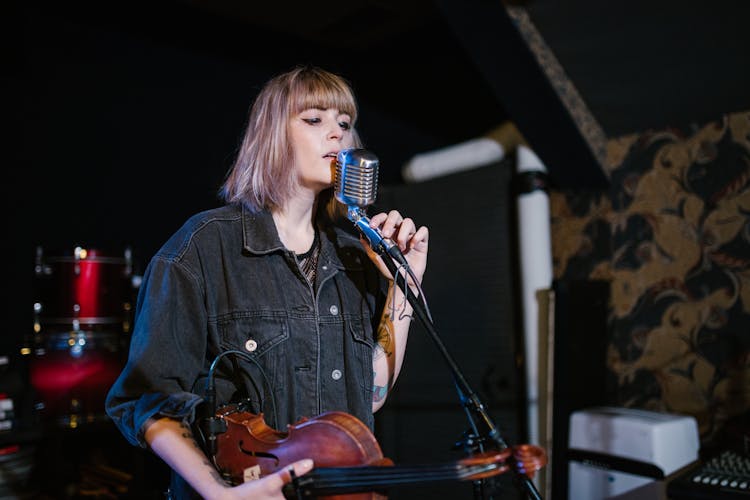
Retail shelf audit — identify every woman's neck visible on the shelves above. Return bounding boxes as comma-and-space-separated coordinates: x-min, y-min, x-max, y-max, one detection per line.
272, 196, 318, 254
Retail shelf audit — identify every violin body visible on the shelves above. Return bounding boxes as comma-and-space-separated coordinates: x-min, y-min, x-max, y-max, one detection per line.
214, 407, 391, 499
213, 406, 546, 499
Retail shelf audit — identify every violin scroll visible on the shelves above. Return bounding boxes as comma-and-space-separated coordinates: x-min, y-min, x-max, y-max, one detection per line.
511, 444, 547, 478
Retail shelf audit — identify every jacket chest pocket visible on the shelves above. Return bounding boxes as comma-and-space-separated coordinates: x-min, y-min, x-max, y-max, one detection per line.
217, 314, 290, 394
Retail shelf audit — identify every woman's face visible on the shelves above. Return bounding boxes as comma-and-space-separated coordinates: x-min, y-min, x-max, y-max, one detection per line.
289, 107, 354, 193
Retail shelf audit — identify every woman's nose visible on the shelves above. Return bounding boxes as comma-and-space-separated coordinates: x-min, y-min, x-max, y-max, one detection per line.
327, 123, 342, 140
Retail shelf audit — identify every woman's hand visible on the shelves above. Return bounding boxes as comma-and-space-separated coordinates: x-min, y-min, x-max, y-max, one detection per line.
145, 417, 314, 500
363, 210, 428, 284
220, 459, 314, 499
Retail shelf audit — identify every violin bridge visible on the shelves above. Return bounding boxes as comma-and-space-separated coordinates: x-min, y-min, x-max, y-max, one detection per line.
243, 465, 262, 482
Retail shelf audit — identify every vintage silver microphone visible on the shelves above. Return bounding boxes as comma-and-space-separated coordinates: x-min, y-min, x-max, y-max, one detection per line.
334, 148, 408, 267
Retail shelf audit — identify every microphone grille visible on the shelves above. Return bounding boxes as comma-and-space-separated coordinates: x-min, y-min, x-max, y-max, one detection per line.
335, 148, 379, 207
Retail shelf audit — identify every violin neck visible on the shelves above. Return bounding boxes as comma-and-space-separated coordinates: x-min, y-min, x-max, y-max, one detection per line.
283, 462, 500, 498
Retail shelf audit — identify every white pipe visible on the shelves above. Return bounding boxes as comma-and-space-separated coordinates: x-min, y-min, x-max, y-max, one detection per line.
515, 145, 553, 448
401, 137, 505, 183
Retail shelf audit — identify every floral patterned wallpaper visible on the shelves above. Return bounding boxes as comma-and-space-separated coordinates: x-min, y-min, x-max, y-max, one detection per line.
550, 111, 750, 444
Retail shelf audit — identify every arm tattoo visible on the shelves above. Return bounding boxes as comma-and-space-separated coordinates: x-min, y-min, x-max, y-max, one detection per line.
373, 343, 386, 362
376, 317, 394, 358
180, 422, 224, 482
373, 370, 388, 403
179, 421, 201, 450
373, 285, 399, 403
377, 282, 396, 357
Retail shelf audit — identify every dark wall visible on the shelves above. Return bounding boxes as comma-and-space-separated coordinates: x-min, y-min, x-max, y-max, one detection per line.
10, 5, 264, 354
6, 4, 522, 497
8, 6, 358, 351
8, 3, 508, 356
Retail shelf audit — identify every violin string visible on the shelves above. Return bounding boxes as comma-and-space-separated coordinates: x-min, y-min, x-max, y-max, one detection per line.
309, 466, 456, 487
307, 469, 491, 491
306, 462, 500, 489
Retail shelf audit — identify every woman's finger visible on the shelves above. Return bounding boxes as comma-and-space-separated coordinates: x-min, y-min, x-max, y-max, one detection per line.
280, 458, 315, 484
394, 218, 416, 249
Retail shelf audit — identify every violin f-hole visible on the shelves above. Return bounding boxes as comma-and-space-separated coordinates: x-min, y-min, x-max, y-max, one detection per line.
238, 440, 280, 466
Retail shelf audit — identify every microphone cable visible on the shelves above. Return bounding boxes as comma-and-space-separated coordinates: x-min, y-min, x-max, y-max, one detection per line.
390, 258, 433, 325
200, 349, 279, 462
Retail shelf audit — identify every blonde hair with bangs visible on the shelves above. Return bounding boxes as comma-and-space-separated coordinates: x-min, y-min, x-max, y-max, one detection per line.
221, 66, 362, 213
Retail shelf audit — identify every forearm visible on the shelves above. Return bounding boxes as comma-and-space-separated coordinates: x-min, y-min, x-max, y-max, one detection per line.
372, 281, 414, 412
144, 417, 229, 500
364, 209, 428, 413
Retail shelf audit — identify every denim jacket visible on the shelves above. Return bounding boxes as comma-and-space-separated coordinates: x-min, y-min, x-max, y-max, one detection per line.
105, 203, 386, 455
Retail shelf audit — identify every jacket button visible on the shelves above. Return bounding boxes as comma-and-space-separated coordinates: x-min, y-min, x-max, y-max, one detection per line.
331, 369, 342, 380
244, 339, 258, 352
329, 305, 339, 315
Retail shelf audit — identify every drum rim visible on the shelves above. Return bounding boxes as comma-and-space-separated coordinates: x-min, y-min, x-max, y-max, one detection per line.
31, 330, 125, 339
38, 316, 128, 324
41, 256, 129, 265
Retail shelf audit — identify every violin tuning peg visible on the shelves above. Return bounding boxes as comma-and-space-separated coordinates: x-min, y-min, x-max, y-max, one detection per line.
512, 444, 548, 478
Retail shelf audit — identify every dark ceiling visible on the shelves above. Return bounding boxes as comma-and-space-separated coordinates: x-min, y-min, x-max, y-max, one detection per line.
13, 0, 750, 187
524, 0, 750, 137
176, 0, 750, 187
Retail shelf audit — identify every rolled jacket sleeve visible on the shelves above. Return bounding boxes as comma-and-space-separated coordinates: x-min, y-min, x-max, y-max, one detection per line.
105, 254, 209, 447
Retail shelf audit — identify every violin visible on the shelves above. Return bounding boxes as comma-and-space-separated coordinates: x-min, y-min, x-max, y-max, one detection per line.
212, 406, 546, 499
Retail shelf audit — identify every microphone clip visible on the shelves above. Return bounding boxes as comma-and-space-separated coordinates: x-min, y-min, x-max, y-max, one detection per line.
202, 415, 228, 457
347, 207, 408, 268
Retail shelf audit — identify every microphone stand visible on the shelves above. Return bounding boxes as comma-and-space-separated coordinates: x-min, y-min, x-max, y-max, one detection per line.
354, 211, 542, 500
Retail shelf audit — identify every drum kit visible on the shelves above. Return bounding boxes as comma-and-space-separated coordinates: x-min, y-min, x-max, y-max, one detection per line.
24, 246, 138, 428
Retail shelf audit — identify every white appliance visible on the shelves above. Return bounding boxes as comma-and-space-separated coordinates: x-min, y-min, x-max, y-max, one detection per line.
568, 406, 699, 499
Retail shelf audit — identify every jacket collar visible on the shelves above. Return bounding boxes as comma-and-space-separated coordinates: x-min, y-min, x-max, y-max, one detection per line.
241, 204, 286, 255
240, 204, 352, 271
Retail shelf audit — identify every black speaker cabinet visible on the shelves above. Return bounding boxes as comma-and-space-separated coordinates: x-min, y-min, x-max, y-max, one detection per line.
550, 279, 611, 500
372, 159, 525, 499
